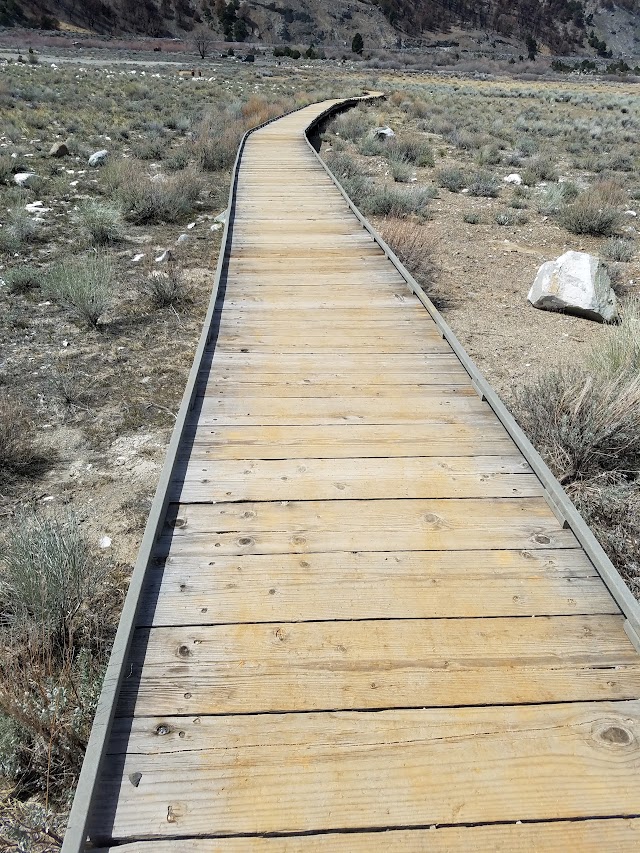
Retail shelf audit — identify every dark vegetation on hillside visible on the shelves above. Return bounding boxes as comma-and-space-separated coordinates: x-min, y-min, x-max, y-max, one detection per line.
2, 0, 639, 55
377, 0, 639, 52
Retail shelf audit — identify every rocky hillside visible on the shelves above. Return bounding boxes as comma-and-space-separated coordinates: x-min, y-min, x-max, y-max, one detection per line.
1, 0, 639, 55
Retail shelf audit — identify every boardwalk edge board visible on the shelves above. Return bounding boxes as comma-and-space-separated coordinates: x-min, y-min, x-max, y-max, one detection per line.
303, 105, 640, 644
60, 93, 378, 853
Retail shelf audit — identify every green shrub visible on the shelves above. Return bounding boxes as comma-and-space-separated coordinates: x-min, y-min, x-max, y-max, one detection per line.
602, 237, 635, 262
119, 170, 202, 224
522, 154, 557, 184
0, 206, 40, 252
364, 184, 434, 218
0, 154, 13, 184
476, 144, 502, 166
133, 136, 166, 161
332, 108, 369, 142
560, 185, 624, 236
0, 511, 111, 797
327, 151, 361, 180
4, 265, 40, 294
145, 258, 189, 308
494, 209, 517, 226
358, 135, 385, 157
436, 167, 467, 192
387, 135, 434, 167
463, 212, 481, 224
74, 199, 125, 245
0, 512, 104, 645
166, 149, 191, 171
45, 252, 114, 328
468, 171, 500, 198
390, 159, 413, 183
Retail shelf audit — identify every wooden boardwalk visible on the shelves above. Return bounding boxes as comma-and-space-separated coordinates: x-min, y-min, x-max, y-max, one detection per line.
68, 99, 640, 851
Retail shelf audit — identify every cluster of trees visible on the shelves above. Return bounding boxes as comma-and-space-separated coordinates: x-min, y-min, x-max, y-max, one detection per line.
273, 43, 324, 59
204, 0, 250, 41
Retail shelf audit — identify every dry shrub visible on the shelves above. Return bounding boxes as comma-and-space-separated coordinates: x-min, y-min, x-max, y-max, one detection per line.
0, 397, 44, 487
515, 369, 640, 485
380, 218, 435, 289
560, 180, 625, 236
570, 475, 640, 594
0, 511, 115, 799
587, 297, 640, 379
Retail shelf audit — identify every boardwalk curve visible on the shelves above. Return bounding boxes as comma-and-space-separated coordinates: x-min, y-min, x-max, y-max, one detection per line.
63, 97, 640, 851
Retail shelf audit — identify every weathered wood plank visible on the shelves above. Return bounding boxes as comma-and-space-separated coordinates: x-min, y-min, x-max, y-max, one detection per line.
140, 548, 616, 626
162, 497, 578, 555
90, 819, 640, 853
185, 422, 516, 460
93, 702, 640, 840
174, 455, 540, 502
117, 615, 640, 716
201, 372, 470, 390
196, 394, 487, 425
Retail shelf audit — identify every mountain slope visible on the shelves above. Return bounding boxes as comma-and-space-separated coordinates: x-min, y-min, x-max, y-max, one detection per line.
2, 0, 639, 56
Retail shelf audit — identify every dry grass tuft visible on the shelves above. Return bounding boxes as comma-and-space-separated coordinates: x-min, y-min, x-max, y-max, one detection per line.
380, 218, 436, 290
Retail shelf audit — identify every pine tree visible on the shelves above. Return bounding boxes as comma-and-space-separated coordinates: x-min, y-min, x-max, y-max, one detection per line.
351, 32, 364, 55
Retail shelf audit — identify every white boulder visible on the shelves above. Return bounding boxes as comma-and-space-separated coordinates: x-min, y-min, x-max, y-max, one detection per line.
372, 126, 395, 138
88, 149, 109, 167
504, 173, 522, 185
14, 172, 39, 188
528, 251, 617, 323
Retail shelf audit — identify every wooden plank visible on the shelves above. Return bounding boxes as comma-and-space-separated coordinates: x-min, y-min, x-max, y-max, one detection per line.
202, 381, 473, 398
213, 332, 449, 352
186, 422, 517, 460
162, 497, 578, 555
93, 702, 640, 840
174, 455, 541, 502
90, 819, 640, 853
201, 371, 470, 389
117, 615, 640, 716
205, 352, 462, 371
140, 548, 616, 626
196, 395, 487, 425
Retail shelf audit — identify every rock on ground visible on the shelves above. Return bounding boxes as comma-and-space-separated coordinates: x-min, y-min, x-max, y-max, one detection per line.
528, 250, 618, 323
14, 172, 39, 188
89, 150, 109, 167
49, 141, 70, 157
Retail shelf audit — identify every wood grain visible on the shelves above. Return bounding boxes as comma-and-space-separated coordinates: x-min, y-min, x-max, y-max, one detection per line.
92, 818, 640, 852
163, 497, 578, 555
117, 615, 640, 716
185, 422, 516, 459
174, 455, 541, 501
140, 548, 616, 626
93, 702, 640, 840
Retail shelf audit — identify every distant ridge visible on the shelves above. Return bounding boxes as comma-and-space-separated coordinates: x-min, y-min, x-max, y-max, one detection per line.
1, 0, 639, 57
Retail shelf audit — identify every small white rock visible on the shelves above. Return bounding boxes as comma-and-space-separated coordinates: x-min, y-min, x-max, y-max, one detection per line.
504, 173, 522, 185
176, 234, 189, 244
131, 253, 145, 263
155, 249, 172, 263
625, 210, 637, 217
99, 536, 112, 549
187, 222, 196, 230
